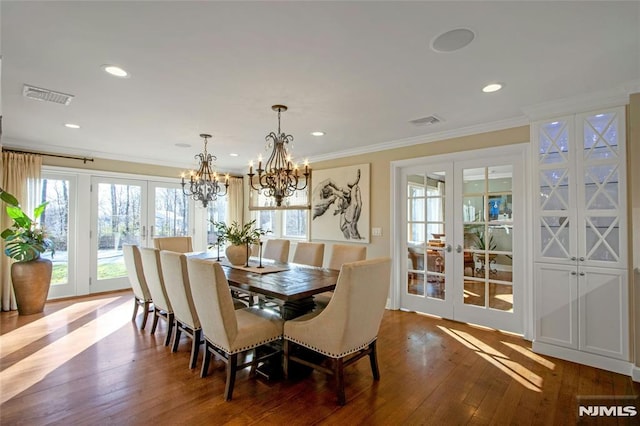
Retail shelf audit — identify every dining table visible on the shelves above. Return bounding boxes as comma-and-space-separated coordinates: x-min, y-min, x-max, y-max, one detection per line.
188, 252, 339, 320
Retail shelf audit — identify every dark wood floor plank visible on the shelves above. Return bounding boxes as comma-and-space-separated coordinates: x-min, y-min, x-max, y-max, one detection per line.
1, 291, 638, 425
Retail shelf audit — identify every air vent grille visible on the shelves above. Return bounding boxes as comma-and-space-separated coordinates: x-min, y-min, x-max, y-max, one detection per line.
409, 115, 442, 126
23, 84, 74, 106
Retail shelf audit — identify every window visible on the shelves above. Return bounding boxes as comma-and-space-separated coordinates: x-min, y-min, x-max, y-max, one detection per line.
253, 208, 308, 240
206, 195, 228, 246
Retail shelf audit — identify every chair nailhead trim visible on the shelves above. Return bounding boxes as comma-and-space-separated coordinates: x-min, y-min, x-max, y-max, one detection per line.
208, 335, 283, 355
283, 336, 376, 358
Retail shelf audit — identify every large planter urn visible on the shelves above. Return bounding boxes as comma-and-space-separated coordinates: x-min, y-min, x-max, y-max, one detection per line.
11, 257, 52, 315
225, 244, 248, 266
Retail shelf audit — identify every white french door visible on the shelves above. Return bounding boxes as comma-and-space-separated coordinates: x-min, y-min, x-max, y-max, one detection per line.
399, 149, 525, 333
90, 177, 192, 293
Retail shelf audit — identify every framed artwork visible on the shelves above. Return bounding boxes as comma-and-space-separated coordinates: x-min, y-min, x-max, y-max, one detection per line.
311, 163, 369, 243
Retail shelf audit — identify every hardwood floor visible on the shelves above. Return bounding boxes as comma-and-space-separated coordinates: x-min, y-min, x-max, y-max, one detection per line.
1, 291, 638, 425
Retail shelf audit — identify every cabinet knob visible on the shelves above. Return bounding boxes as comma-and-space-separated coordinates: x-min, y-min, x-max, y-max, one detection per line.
456, 245, 462, 253
579, 257, 585, 262
571, 256, 577, 261
571, 271, 577, 276
579, 272, 585, 276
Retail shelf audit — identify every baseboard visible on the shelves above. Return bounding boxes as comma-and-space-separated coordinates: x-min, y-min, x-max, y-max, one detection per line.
533, 341, 633, 377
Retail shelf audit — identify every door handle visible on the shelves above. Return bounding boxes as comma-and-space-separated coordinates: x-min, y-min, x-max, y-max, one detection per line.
446, 244, 452, 253
141, 226, 146, 239
456, 245, 462, 253
150, 225, 154, 238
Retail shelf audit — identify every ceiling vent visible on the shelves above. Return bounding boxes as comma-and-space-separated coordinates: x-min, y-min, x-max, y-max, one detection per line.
409, 115, 442, 127
22, 84, 74, 106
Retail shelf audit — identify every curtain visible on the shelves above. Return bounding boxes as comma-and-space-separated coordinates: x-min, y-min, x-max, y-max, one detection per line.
226, 176, 244, 225
1, 151, 42, 311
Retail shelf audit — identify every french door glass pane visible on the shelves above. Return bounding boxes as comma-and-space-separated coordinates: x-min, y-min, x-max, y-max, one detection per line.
97, 183, 142, 280
154, 187, 189, 237
462, 166, 513, 311
40, 178, 70, 285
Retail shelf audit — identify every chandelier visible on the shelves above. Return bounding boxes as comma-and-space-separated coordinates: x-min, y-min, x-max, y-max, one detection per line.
181, 133, 229, 208
247, 105, 310, 207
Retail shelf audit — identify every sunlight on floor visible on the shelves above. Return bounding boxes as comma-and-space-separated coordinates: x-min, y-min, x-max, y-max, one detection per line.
437, 325, 542, 392
501, 341, 556, 370
0, 297, 120, 359
0, 298, 131, 404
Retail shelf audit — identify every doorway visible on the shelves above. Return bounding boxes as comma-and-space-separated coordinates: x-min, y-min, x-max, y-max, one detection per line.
395, 146, 526, 334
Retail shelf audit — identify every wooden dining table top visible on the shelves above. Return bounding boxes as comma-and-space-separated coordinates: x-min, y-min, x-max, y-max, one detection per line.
188, 252, 339, 302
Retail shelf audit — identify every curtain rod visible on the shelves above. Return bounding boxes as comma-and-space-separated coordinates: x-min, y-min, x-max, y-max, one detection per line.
2, 147, 94, 164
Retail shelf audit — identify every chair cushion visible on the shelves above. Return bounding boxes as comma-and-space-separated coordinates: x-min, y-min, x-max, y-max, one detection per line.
212, 307, 284, 354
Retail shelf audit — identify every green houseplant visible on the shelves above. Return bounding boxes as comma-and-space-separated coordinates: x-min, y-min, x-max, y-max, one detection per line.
211, 219, 266, 265
1, 188, 54, 315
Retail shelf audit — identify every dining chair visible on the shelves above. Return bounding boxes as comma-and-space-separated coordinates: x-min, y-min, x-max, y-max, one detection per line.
262, 239, 290, 263
292, 242, 325, 267
315, 244, 367, 308
187, 257, 284, 401
139, 247, 175, 346
283, 257, 391, 405
159, 250, 202, 369
153, 236, 193, 253
122, 244, 152, 329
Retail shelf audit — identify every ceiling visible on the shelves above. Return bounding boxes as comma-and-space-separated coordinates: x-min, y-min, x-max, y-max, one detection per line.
1, 1, 639, 174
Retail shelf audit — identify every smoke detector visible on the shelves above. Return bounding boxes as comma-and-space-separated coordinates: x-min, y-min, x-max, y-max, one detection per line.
409, 115, 443, 126
23, 84, 74, 106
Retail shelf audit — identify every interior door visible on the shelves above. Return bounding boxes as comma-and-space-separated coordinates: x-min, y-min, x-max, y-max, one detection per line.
401, 164, 454, 318
399, 152, 524, 334
90, 177, 147, 293
454, 160, 522, 333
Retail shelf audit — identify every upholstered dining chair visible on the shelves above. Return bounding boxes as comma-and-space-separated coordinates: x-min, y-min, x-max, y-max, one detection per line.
159, 250, 202, 369
122, 244, 152, 329
139, 247, 175, 346
292, 242, 325, 267
153, 236, 193, 253
315, 244, 367, 308
187, 257, 284, 401
283, 257, 391, 405
262, 239, 290, 263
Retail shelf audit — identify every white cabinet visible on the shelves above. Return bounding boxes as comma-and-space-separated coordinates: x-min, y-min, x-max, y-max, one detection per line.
532, 106, 629, 368
535, 263, 628, 360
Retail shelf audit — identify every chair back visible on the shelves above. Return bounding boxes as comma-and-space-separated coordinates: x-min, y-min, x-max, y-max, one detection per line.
317, 257, 391, 355
263, 239, 290, 263
292, 242, 325, 267
187, 258, 238, 350
122, 244, 151, 301
153, 236, 193, 253
328, 244, 366, 270
139, 247, 172, 313
159, 251, 200, 329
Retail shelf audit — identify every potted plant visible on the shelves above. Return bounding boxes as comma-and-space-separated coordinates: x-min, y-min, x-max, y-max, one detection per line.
211, 219, 266, 265
1, 188, 55, 315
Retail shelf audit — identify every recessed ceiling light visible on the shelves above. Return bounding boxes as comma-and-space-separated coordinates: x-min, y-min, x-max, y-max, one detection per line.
311, 131, 325, 136
229, 153, 239, 157
431, 28, 475, 53
64, 123, 80, 129
175, 143, 191, 148
102, 65, 129, 78
482, 83, 503, 93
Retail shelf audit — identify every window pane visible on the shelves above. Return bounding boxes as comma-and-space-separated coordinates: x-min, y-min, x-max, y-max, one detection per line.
284, 210, 307, 237
154, 187, 190, 237
256, 210, 276, 234
207, 195, 228, 245
40, 178, 69, 285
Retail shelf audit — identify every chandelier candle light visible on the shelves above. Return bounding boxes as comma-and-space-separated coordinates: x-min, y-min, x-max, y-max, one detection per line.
181, 133, 229, 208
247, 105, 310, 207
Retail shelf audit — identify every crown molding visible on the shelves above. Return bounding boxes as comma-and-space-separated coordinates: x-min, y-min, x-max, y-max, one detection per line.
1, 137, 193, 170
522, 80, 640, 121
309, 115, 529, 164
